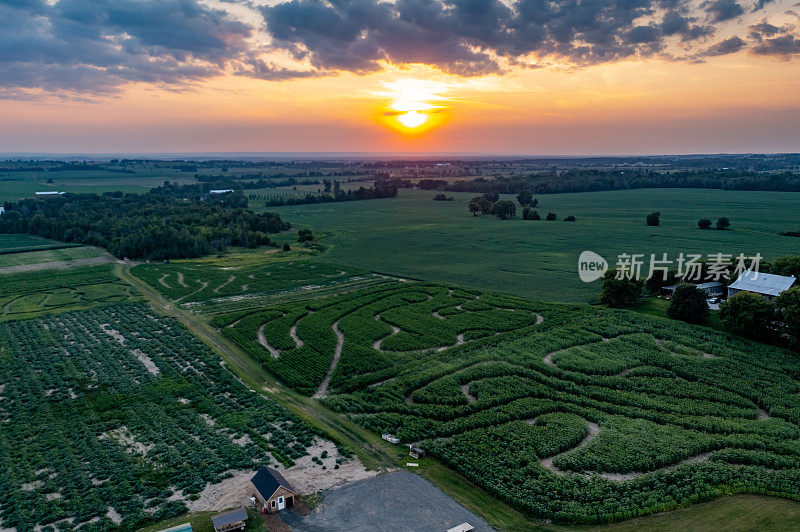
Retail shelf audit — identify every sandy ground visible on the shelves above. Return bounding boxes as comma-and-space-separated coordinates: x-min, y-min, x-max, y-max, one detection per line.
180, 438, 377, 513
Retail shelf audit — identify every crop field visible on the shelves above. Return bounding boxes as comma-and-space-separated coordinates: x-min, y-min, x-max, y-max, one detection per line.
0, 304, 323, 531
0, 263, 140, 321
261, 188, 800, 302
0, 246, 106, 269
212, 281, 800, 524
0, 233, 80, 254
132, 251, 393, 315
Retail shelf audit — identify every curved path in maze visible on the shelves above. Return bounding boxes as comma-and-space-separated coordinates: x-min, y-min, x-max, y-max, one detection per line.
257, 323, 281, 359
314, 320, 344, 398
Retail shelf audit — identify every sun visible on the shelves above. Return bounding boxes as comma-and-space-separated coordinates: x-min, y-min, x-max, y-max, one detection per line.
396, 110, 428, 129
376, 78, 450, 134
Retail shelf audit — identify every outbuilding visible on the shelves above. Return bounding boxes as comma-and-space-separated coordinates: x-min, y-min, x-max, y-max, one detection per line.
210, 508, 248, 532
728, 271, 796, 301
250, 466, 296, 513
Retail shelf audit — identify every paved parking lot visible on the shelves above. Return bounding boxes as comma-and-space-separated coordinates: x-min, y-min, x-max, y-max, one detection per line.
281, 470, 493, 532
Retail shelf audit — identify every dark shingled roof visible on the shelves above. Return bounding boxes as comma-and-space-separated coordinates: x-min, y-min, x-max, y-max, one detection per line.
211, 508, 248, 528
251, 466, 295, 500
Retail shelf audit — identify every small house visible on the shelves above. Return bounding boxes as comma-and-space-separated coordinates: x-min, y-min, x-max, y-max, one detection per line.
728, 271, 796, 301
210, 508, 248, 532
251, 466, 295, 513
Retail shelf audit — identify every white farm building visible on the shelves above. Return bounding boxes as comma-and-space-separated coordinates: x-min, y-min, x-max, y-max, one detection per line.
728, 271, 796, 301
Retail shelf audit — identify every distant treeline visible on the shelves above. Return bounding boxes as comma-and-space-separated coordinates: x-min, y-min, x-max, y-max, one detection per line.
396, 170, 800, 195
0, 191, 289, 260
264, 182, 398, 207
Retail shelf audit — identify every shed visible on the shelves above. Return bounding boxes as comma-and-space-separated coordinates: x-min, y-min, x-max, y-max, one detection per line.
251, 466, 295, 513
34, 191, 64, 197
728, 271, 796, 301
211, 508, 248, 532
447, 523, 474, 532
209, 189, 234, 194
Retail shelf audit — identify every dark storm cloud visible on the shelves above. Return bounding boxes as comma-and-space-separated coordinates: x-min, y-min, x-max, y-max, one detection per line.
1, 0, 797, 96
702, 35, 747, 54
752, 33, 800, 53
702, 0, 745, 21
0, 0, 255, 94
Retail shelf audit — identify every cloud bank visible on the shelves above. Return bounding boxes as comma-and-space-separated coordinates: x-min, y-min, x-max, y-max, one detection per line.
0, 0, 798, 96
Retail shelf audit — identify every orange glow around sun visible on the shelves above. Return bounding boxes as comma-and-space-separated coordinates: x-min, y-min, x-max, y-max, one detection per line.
376, 79, 450, 135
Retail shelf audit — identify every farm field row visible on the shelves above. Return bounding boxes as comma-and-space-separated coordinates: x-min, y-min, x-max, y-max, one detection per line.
208, 280, 800, 524
259, 188, 800, 302
131, 250, 395, 315
0, 263, 141, 321
0, 233, 81, 255
0, 303, 332, 531
0, 245, 106, 270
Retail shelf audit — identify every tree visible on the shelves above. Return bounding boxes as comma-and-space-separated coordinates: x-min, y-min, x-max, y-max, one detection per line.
491, 200, 516, 219
468, 196, 492, 216
282, 242, 291, 251
516, 190, 533, 207
531, 198, 539, 208
716, 217, 731, 230
483, 191, 500, 203
564, 216, 576, 222
698, 219, 712, 229
530, 210, 541, 220
522, 207, 531, 220
776, 286, 800, 349
546, 212, 557, 221
297, 228, 314, 242
599, 271, 643, 308
667, 283, 710, 324
646, 212, 660, 226
769, 256, 800, 279
645, 269, 677, 295
719, 292, 776, 341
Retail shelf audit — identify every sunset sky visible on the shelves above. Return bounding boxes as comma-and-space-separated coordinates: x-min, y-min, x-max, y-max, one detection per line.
2, 0, 800, 155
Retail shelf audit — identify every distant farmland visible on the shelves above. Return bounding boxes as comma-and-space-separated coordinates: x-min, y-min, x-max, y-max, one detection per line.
261, 188, 800, 302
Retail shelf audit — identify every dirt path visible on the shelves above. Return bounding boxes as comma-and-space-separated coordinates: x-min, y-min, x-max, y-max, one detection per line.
461, 383, 477, 404
257, 324, 281, 359
213, 275, 236, 294
538, 420, 600, 476
158, 274, 171, 288
314, 320, 343, 399
175, 280, 208, 303
373, 325, 400, 351
176, 271, 189, 288
289, 317, 305, 348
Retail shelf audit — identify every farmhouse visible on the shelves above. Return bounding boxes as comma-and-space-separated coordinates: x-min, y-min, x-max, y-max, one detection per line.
250, 466, 295, 513
210, 508, 248, 532
728, 271, 796, 301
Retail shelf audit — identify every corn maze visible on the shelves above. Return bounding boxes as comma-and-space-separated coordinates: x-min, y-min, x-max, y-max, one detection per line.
216, 282, 800, 524
0, 304, 322, 531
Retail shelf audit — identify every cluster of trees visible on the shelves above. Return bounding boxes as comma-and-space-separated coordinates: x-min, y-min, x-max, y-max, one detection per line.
720, 288, 800, 349
698, 217, 731, 230
468, 190, 550, 220
438, 169, 800, 196
433, 194, 454, 201
263, 181, 398, 207
297, 228, 314, 242
0, 191, 289, 260
646, 212, 660, 226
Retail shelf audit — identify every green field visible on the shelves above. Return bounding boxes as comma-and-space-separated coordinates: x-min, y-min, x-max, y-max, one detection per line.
0, 263, 140, 321
131, 249, 394, 315
262, 188, 800, 302
211, 280, 800, 525
0, 304, 325, 531
0, 245, 105, 269
0, 233, 80, 254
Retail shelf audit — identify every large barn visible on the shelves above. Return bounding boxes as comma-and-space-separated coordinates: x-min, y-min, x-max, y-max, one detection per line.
250, 466, 296, 514
728, 271, 796, 301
